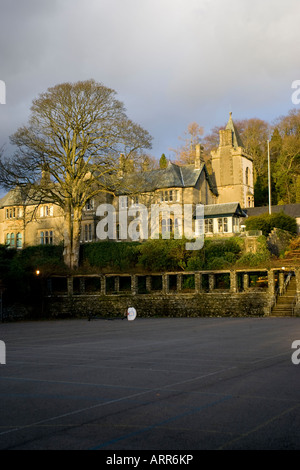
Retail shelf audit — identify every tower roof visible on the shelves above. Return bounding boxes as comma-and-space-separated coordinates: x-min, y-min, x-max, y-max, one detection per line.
225, 112, 244, 148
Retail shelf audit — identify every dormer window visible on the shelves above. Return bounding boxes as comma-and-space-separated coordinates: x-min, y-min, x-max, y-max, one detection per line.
40, 205, 53, 217
85, 199, 94, 210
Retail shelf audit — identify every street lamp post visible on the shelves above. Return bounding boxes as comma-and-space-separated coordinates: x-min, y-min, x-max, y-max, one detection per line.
267, 139, 272, 215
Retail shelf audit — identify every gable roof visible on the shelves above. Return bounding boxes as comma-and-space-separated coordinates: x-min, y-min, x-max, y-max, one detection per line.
0, 187, 33, 207
116, 161, 218, 196
0, 185, 56, 208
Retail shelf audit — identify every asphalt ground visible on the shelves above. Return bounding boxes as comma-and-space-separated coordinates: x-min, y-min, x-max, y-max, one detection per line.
0, 316, 299, 456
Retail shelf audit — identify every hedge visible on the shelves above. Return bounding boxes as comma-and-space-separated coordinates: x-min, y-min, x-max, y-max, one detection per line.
245, 211, 297, 237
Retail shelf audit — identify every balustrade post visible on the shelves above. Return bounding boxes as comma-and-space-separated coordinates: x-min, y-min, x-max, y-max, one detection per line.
230, 270, 237, 293
208, 273, 215, 292
195, 273, 201, 293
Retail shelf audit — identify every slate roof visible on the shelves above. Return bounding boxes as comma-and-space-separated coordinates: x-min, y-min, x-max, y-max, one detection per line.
204, 202, 247, 218
0, 187, 30, 207
245, 204, 300, 218
116, 161, 218, 196
0, 186, 54, 207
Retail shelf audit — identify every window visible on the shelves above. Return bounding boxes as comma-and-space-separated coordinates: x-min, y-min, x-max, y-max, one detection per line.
218, 218, 223, 232
160, 190, 177, 203
116, 224, 121, 240
205, 218, 213, 233
217, 217, 228, 233
40, 205, 53, 217
132, 196, 139, 206
247, 195, 254, 208
120, 196, 128, 209
5, 207, 18, 219
174, 218, 182, 236
85, 199, 94, 210
161, 218, 172, 235
16, 232, 22, 248
233, 217, 240, 233
245, 167, 250, 186
84, 223, 93, 242
40, 231, 53, 245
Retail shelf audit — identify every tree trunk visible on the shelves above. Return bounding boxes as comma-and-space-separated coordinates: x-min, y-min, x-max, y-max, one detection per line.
63, 206, 82, 270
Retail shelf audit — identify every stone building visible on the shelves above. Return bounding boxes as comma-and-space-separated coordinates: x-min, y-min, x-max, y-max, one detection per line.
211, 112, 254, 208
0, 113, 253, 248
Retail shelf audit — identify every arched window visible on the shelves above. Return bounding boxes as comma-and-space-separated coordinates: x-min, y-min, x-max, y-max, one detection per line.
174, 218, 182, 237
16, 232, 22, 248
161, 219, 172, 236
6, 233, 10, 246
10, 233, 15, 247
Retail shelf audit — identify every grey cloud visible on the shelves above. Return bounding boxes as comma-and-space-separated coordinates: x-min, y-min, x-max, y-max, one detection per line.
0, 0, 300, 158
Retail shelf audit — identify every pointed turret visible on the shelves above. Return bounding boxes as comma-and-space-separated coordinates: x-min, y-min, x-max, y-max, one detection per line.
225, 112, 244, 148
219, 112, 243, 148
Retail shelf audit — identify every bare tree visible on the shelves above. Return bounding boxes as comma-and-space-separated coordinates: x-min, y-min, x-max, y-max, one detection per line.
0, 80, 152, 269
170, 122, 204, 165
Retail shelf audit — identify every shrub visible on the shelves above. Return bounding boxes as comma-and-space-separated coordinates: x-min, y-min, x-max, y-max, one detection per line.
245, 211, 297, 237
288, 236, 300, 251
81, 241, 140, 271
204, 238, 243, 267
0, 244, 65, 304
236, 236, 270, 267
137, 238, 190, 272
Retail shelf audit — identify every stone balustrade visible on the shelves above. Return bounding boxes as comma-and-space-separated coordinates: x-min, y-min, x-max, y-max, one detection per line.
43, 268, 300, 318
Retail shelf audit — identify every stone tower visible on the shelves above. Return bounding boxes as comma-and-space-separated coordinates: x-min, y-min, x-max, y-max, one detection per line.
211, 113, 254, 208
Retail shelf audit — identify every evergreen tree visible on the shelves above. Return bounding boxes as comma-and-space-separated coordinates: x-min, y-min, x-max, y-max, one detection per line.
159, 153, 168, 168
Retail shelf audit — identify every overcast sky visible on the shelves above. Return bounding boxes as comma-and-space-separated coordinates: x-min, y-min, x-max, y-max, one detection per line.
0, 0, 300, 160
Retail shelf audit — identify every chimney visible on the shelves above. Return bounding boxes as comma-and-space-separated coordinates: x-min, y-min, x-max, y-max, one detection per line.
195, 144, 203, 169
41, 163, 50, 183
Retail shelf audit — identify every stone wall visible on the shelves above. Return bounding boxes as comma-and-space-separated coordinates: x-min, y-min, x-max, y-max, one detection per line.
43, 269, 281, 319
267, 227, 294, 257
45, 291, 270, 319
4, 267, 299, 321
